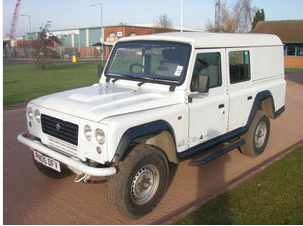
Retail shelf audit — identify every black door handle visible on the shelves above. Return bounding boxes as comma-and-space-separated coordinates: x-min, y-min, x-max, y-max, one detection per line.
218, 104, 225, 109
247, 96, 252, 100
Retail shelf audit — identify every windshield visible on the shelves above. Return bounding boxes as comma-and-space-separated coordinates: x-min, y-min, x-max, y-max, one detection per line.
105, 41, 191, 85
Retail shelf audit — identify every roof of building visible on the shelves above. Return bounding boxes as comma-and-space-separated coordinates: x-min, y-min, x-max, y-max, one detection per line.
118, 32, 283, 48
126, 24, 203, 32
24, 24, 202, 35
251, 20, 303, 43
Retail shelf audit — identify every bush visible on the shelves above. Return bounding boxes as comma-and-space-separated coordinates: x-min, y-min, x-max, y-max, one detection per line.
93, 48, 100, 57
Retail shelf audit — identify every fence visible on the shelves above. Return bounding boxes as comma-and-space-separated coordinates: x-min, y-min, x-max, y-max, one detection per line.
3, 41, 105, 59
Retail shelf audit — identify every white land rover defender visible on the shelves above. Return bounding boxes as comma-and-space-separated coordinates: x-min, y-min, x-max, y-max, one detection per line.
18, 32, 285, 218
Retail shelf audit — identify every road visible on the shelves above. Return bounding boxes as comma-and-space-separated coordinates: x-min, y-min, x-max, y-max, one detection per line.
3, 72, 303, 224
3, 58, 35, 65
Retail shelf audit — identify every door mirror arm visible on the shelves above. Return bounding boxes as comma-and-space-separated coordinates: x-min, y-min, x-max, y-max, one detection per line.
98, 64, 104, 80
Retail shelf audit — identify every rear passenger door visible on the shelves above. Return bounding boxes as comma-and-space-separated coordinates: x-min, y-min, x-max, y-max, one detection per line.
227, 48, 254, 131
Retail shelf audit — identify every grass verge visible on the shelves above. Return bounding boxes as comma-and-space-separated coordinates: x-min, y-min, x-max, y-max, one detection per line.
285, 67, 303, 72
3, 62, 105, 106
174, 145, 303, 225
3, 64, 302, 106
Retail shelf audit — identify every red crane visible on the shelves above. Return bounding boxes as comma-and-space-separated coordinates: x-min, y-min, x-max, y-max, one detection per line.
9, 0, 22, 47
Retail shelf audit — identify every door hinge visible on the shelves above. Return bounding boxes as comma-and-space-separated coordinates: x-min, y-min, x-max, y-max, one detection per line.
187, 137, 191, 145
185, 96, 189, 104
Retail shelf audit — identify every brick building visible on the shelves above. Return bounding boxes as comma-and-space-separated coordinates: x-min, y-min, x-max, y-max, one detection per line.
96, 24, 179, 58
251, 20, 303, 68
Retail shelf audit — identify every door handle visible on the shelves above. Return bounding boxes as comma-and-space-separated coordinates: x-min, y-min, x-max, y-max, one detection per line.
218, 104, 225, 109
247, 96, 252, 100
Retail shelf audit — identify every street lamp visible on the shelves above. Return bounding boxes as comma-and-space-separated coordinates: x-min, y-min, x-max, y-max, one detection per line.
214, 0, 221, 32
91, 2, 104, 61
21, 14, 31, 32
180, 0, 183, 32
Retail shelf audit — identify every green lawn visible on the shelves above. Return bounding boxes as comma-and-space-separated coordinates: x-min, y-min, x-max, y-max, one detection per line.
285, 67, 303, 72
174, 145, 303, 225
3, 63, 303, 106
3, 62, 105, 106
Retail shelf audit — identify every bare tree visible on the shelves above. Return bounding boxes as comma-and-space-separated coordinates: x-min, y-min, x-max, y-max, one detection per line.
206, 2, 236, 32
205, 18, 216, 32
235, 0, 256, 32
157, 14, 173, 30
206, 0, 256, 33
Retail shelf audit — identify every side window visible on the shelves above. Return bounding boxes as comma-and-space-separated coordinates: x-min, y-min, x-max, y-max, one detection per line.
191, 52, 222, 92
229, 50, 250, 83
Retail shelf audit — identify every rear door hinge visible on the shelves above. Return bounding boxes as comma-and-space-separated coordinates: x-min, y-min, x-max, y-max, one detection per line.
187, 137, 191, 145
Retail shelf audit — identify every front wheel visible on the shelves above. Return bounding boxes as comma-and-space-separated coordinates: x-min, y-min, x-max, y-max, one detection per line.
240, 111, 270, 157
107, 144, 169, 219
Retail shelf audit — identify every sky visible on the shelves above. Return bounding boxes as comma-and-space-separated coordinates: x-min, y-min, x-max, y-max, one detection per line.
2, 0, 303, 37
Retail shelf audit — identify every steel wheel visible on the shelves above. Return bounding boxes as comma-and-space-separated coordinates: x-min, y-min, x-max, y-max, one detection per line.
240, 111, 270, 157
254, 120, 267, 148
131, 164, 160, 205
107, 144, 169, 219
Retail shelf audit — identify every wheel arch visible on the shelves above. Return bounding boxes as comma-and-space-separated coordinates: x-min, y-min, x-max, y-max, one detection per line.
257, 94, 275, 119
249, 90, 275, 126
112, 120, 178, 163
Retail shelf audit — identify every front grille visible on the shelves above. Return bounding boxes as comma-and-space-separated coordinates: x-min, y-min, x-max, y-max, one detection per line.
41, 114, 79, 146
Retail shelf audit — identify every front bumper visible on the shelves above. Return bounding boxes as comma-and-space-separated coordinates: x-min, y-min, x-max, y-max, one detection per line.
17, 132, 117, 177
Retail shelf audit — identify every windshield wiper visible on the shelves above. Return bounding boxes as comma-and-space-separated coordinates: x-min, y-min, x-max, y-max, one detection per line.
106, 73, 138, 83
112, 78, 119, 83
106, 73, 178, 90
138, 82, 145, 87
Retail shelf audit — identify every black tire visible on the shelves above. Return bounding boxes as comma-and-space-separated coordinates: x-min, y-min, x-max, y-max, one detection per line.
107, 144, 169, 219
240, 110, 270, 157
32, 151, 72, 179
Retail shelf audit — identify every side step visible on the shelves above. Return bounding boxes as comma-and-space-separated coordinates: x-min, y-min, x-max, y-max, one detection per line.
189, 139, 245, 166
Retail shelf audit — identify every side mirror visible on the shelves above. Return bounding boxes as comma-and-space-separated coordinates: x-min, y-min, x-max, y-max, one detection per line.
98, 64, 104, 79
197, 75, 209, 93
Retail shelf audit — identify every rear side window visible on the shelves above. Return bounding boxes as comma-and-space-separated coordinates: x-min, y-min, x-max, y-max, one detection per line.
229, 50, 250, 83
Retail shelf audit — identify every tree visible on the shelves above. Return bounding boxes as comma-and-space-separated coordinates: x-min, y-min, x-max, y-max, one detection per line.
206, 0, 256, 33
251, 9, 265, 30
32, 24, 62, 69
157, 14, 173, 30
235, 0, 255, 32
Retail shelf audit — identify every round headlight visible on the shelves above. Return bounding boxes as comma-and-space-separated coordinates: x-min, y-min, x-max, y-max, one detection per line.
84, 125, 92, 141
34, 109, 41, 123
95, 128, 105, 145
27, 107, 33, 120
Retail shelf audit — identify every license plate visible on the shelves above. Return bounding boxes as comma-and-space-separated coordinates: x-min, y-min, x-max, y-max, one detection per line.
33, 151, 61, 172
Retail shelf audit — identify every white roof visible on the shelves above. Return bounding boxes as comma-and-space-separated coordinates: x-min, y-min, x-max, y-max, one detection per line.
118, 32, 283, 48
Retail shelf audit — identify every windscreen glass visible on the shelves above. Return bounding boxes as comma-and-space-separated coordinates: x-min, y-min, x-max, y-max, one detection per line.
106, 41, 191, 85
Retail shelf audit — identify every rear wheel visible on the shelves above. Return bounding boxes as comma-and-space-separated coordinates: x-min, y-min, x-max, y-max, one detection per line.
32, 151, 72, 179
240, 111, 270, 157
107, 144, 169, 219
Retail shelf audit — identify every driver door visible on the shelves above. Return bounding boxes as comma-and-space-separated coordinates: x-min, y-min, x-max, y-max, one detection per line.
188, 49, 228, 148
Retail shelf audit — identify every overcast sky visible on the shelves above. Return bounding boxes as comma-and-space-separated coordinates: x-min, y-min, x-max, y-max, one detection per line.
2, 0, 303, 37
